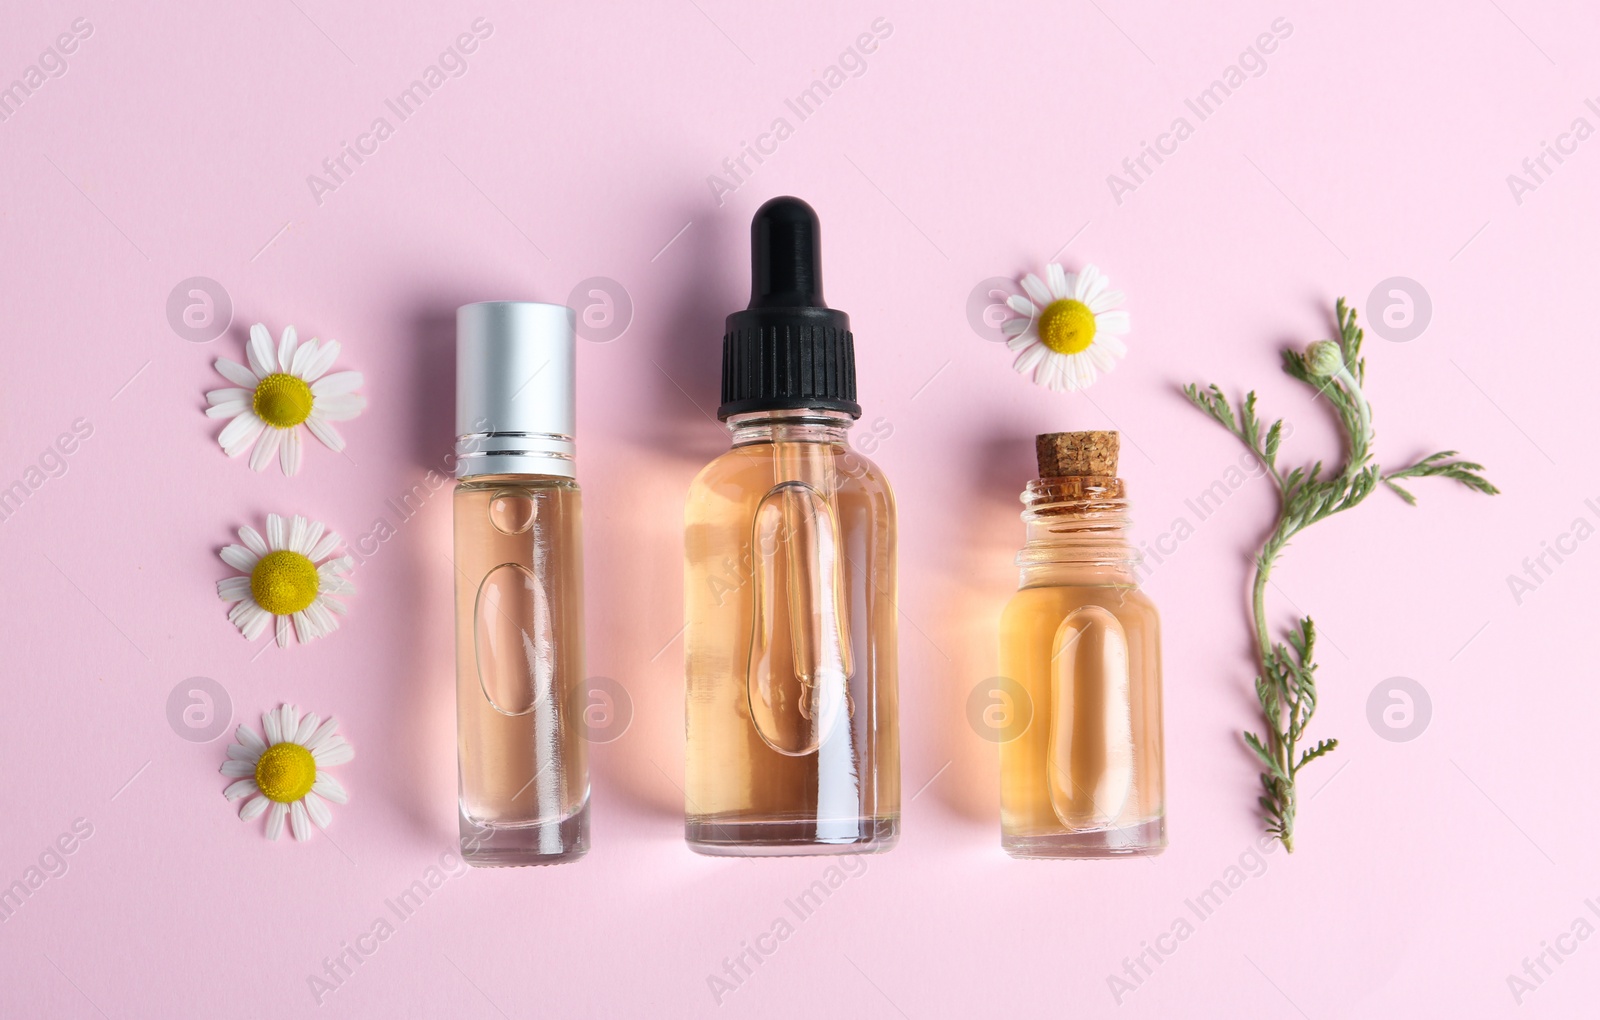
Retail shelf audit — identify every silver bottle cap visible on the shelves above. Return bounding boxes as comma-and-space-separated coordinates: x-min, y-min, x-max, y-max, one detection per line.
455, 301, 577, 480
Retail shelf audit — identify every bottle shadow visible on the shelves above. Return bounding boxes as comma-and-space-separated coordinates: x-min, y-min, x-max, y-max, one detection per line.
378, 305, 463, 841
929, 428, 1041, 826
584, 206, 739, 821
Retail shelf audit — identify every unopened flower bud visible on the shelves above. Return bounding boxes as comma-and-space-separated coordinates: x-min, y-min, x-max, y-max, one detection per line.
1304, 340, 1343, 378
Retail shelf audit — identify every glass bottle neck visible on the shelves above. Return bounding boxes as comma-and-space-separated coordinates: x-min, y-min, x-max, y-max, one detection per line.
1016, 477, 1140, 588
727, 408, 855, 447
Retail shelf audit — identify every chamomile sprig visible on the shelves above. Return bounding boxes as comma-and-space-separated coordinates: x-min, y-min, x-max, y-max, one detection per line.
1185, 299, 1498, 851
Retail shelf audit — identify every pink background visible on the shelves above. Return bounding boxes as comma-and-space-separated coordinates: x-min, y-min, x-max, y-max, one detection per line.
1, 0, 1595, 1015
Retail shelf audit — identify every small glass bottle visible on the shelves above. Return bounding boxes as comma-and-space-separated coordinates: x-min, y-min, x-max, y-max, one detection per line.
999, 431, 1165, 858
452, 302, 589, 866
684, 197, 900, 856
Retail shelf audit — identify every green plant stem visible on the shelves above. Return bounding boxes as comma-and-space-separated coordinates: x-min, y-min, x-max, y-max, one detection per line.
1185, 298, 1498, 853
1249, 556, 1292, 849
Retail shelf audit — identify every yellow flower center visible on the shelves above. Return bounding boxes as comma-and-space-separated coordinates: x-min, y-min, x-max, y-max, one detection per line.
250, 550, 320, 616
254, 742, 317, 803
1037, 298, 1098, 355
253, 373, 314, 428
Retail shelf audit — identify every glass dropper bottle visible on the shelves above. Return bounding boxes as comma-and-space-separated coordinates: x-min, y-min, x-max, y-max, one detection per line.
683, 197, 900, 856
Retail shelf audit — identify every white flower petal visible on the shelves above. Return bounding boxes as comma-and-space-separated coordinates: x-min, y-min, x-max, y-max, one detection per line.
1006, 294, 1038, 317
308, 718, 341, 752
1059, 354, 1080, 390
1059, 271, 1079, 303
312, 599, 343, 632
238, 526, 268, 558
310, 371, 363, 398
235, 725, 266, 753
239, 795, 270, 821
218, 413, 265, 457
1020, 273, 1051, 307
225, 740, 259, 762
319, 575, 355, 597
1087, 289, 1125, 315
312, 772, 348, 804
281, 704, 300, 739
296, 601, 326, 637
215, 358, 258, 389
301, 339, 341, 382
288, 516, 309, 555
1071, 353, 1098, 389
242, 606, 271, 641
250, 428, 282, 472
207, 387, 252, 407
318, 601, 343, 635
1046, 263, 1069, 300
313, 394, 366, 421
301, 520, 326, 558
1075, 265, 1108, 306
1001, 317, 1030, 337
220, 759, 255, 777
304, 791, 333, 829
275, 615, 291, 647
233, 602, 271, 640
1014, 342, 1049, 374
290, 800, 312, 841
263, 710, 283, 745
1030, 358, 1051, 390
313, 739, 354, 766
218, 576, 252, 602
266, 514, 287, 551
206, 387, 253, 419
291, 339, 320, 378
294, 712, 321, 745
265, 802, 288, 840
1044, 357, 1069, 392
219, 544, 259, 573
206, 401, 249, 420
224, 778, 259, 801
248, 324, 278, 377
1096, 310, 1131, 335
309, 534, 344, 562
280, 428, 302, 476
304, 416, 345, 452
278, 325, 299, 374
1097, 333, 1128, 357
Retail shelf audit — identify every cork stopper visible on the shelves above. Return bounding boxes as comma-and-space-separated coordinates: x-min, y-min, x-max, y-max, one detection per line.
1036, 430, 1119, 478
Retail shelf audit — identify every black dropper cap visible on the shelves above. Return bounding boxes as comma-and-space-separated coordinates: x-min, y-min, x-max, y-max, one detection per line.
718, 196, 860, 420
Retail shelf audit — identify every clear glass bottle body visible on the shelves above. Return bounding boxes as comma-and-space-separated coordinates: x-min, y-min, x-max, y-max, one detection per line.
684, 410, 899, 855
999, 478, 1165, 858
453, 474, 589, 865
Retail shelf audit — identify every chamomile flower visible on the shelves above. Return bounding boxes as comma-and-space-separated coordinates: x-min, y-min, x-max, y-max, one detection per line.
217, 513, 354, 648
1002, 263, 1130, 393
206, 323, 365, 475
221, 704, 353, 842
